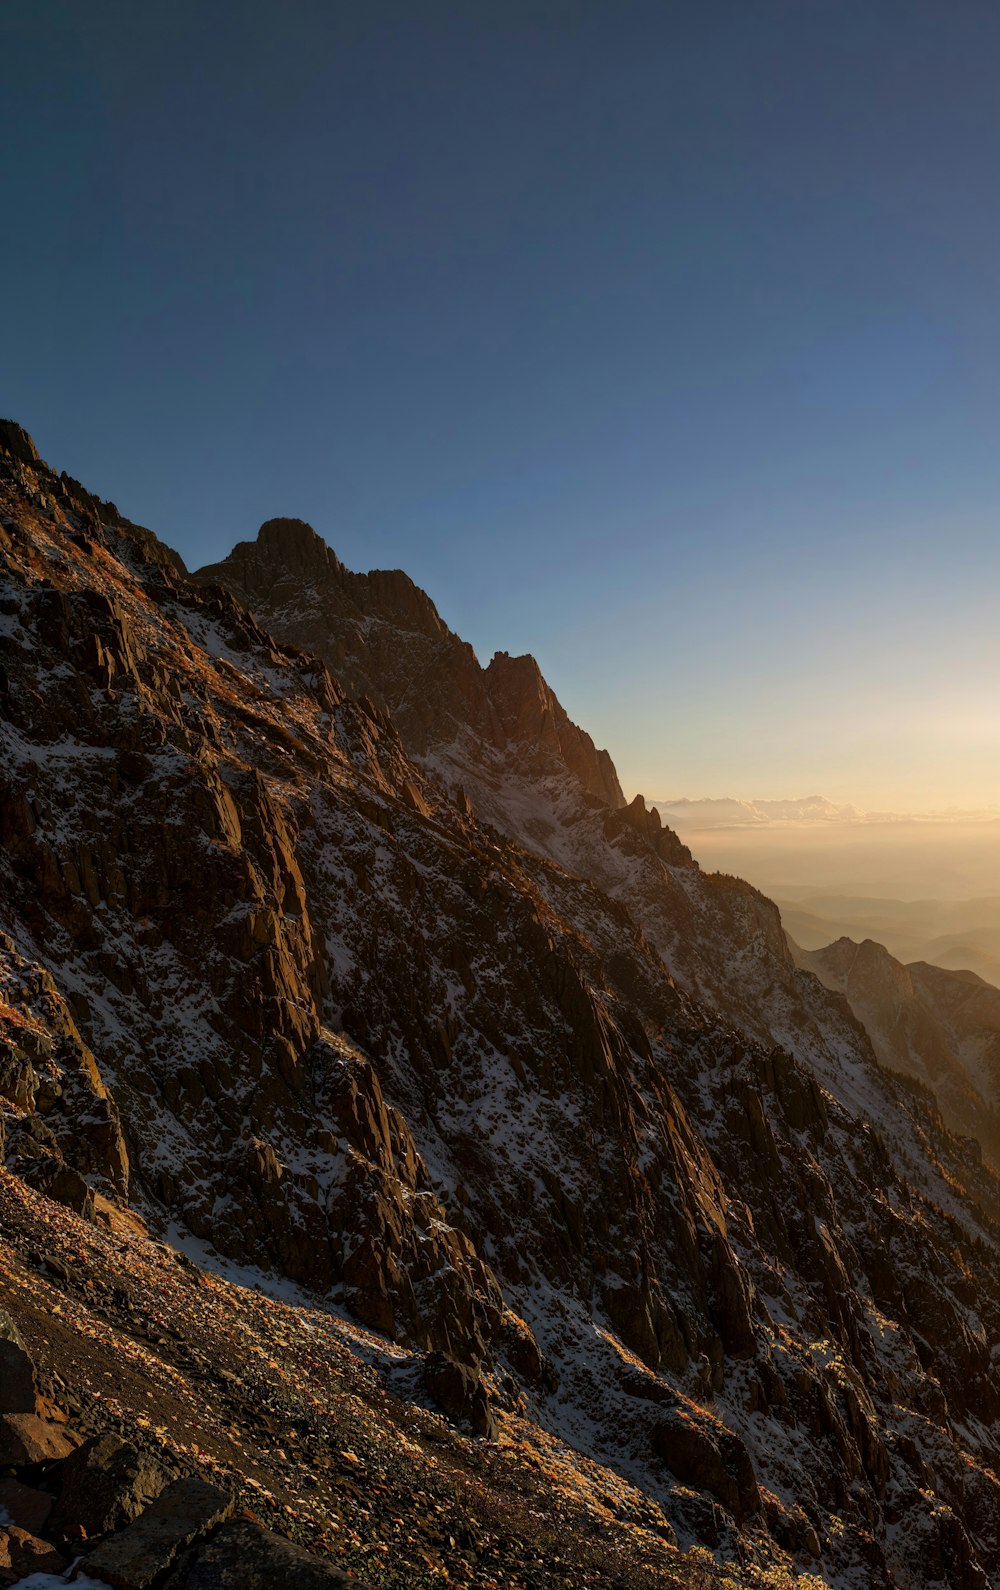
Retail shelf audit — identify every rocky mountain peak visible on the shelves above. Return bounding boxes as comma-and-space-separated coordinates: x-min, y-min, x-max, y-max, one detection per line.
254, 515, 343, 575
627, 791, 659, 826
484, 650, 556, 736
0, 420, 43, 467
197, 521, 451, 642
794, 929, 1000, 1164
195, 540, 623, 814
481, 650, 624, 809
815, 933, 914, 994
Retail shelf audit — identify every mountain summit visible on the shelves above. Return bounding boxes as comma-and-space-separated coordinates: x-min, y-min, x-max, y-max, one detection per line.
4, 424, 1000, 1587
196, 521, 624, 811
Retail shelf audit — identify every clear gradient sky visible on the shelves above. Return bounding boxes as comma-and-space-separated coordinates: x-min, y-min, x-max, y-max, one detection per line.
5, 2, 1000, 809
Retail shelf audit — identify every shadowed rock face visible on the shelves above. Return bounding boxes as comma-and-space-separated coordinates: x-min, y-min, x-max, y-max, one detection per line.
195, 520, 624, 808
167, 1516, 364, 1587
7, 423, 1000, 1584
0, 421, 41, 467
482, 649, 623, 808
0, 934, 129, 1201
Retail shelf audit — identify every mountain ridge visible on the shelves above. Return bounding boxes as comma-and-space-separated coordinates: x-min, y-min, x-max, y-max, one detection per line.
4, 422, 1000, 1586
195, 517, 625, 812
792, 932, 1000, 1166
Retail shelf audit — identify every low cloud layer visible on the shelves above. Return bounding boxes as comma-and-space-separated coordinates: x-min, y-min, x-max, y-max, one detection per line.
651, 795, 1000, 830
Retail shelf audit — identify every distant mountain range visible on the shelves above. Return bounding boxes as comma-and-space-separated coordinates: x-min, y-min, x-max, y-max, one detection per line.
791, 934, 1000, 1163
655, 797, 1000, 994
651, 794, 863, 827
779, 892, 1000, 991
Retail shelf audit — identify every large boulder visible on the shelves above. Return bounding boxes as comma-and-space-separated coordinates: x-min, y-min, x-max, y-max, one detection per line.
653, 1411, 760, 1522
0, 1524, 66, 1586
84, 1477, 233, 1589
51, 1433, 171, 1543
167, 1518, 369, 1587
0, 1412, 79, 1465
424, 1352, 497, 1439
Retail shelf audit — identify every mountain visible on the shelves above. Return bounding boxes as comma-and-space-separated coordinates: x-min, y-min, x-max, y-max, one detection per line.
193, 528, 877, 1067
195, 517, 624, 820
4, 425, 1000, 1587
780, 893, 1000, 991
791, 935, 1000, 1166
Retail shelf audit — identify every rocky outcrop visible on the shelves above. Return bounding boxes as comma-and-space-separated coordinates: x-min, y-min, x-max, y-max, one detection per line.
653, 1409, 759, 1522
483, 650, 623, 808
195, 519, 623, 808
0, 934, 129, 1200
0, 420, 42, 467
608, 791, 695, 867
167, 1518, 367, 1588
424, 1351, 497, 1439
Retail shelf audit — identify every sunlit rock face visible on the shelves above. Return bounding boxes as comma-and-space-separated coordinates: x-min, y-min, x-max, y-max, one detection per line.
5, 422, 1000, 1584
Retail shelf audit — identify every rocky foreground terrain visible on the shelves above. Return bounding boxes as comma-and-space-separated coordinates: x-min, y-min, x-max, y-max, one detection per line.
4, 420, 1000, 1587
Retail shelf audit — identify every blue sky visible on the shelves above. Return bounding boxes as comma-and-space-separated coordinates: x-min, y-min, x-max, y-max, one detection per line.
6, 1, 1000, 806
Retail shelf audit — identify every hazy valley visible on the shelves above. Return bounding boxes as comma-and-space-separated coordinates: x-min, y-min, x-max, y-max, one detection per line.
654, 804, 1000, 992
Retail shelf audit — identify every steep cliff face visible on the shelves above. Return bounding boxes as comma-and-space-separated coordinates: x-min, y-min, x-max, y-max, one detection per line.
6, 428, 1000, 1586
0, 931, 129, 1208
